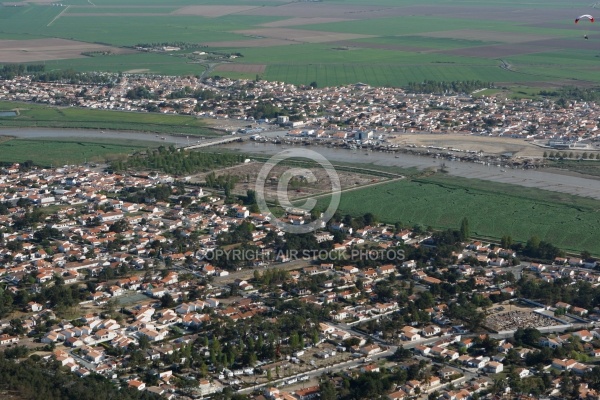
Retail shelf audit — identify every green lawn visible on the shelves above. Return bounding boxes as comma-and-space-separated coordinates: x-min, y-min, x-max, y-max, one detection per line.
315, 173, 600, 255
0, 101, 216, 135
0, 137, 160, 166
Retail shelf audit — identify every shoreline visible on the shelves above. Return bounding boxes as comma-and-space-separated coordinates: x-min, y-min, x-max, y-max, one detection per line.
218, 141, 600, 201
4, 126, 600, 199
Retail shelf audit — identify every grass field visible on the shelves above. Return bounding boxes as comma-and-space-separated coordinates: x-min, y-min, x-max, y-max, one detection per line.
64, 6, 180, 14
352, 36, 500, 50
0, 101, 216, 135
0, 0, 597, 88
262, 64, 532, 88
41, 53, 207, 76
0, 137, 159, 166
314, 172, 600, 255
296, 16, 519, 37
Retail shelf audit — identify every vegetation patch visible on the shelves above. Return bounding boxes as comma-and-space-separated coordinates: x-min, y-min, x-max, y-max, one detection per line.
316, 173, 600, 255
0, 137, 160, 167
0, 101, 216, 136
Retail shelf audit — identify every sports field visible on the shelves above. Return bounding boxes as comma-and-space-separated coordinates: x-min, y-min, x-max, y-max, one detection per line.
315, 173, 600, 255
0, 0, 598, 87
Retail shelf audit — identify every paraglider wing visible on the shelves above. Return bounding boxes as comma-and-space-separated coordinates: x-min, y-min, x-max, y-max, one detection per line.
575, 14, 595, 23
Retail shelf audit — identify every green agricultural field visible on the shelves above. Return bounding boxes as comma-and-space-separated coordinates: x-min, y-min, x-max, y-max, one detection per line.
259, 64, 532, 88
64, 6, 180, 14
0, 137, 160, 166
42, 53, 207, 76
296, 16, 519, 37
315, 173, 600, 255
0, 101, 216, 135
31, 16, 256, 46
0, 0, 598, 86
212, 44, 497, 66
351, 36, 500, 50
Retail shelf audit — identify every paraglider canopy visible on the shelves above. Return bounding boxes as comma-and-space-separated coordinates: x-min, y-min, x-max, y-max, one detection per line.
575, 14, 595, 23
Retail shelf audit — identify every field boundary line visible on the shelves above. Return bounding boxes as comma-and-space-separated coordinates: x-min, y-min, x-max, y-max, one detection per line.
47, 5, 70, 27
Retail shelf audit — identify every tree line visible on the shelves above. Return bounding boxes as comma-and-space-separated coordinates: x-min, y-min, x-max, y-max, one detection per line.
0, 64, 45, 79
0, 64, 112, 84
0, 351, 161, 400
540, 86, 600, 103
112, 146, 246, 176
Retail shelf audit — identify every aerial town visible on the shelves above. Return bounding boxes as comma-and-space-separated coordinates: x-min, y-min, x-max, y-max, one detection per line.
1, 156, 600, 400
1, 73, 600, 152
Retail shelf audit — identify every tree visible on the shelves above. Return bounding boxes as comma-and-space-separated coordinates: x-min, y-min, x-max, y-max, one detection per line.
581, 250, 592, 261
103, 299, 117, 317
391, 345, 411, 361
524, 235, 540, 255
160, 293, 176, 308
514, 327, 541, 346
429, 391, 441, 400
363, 212, 377, 226
459, 217, 470, 241
312, 330, 320, 345
319, 380, 337, 400
138, 334, 151, 350
500, 235, 513, 249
